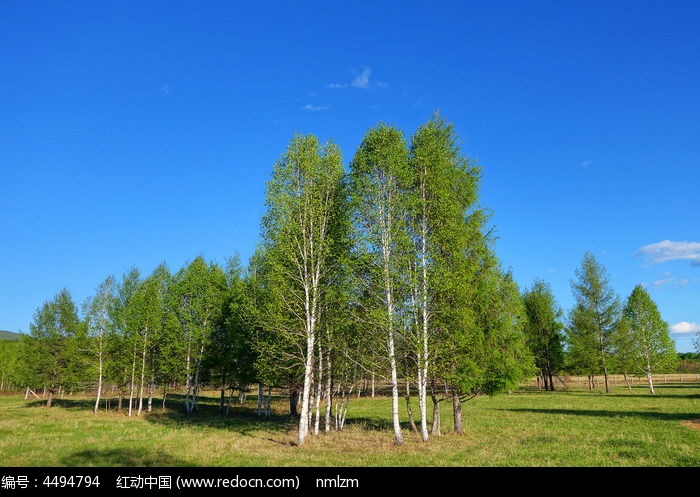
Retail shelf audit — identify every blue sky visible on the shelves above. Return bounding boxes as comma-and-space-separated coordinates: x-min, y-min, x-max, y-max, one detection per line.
1, 1, 698, 352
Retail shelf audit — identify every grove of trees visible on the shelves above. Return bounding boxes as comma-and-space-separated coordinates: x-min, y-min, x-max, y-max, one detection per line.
4, 112, 683, 446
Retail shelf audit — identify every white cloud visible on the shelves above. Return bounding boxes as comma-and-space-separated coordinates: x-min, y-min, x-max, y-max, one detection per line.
351, 66, 371, 89
302, 104, 330, 112
160, 84, 170, 95
637, 240, 700, 266
581, 160, 593, 168
327, 66, 379, 91
650, 272, 689, 287
670, 322, 700, 334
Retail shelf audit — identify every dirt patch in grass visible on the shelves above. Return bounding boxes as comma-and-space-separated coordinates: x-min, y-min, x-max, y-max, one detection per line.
680, 419, 700, 430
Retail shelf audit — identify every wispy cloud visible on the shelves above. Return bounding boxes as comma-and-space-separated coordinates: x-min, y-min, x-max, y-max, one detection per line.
581, 160, 593, 168
650, 272, 689, 287
412, 94, 427, 108
670, 321, 700, 334
160, 83, 170, 95
302, 104, 330, 112
329, 66, 375, 90
351, 66, 371, 89
637, 240, 700, 266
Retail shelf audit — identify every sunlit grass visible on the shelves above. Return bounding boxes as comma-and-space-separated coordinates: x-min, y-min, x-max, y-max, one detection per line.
1, 383, 698, 467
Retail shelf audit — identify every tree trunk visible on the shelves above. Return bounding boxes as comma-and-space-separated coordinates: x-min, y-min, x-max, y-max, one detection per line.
184, 336, 193, 413
430, 379, 440, 437
226, 388, 235, 416
257, 382, 263, 418
189, 343, 205, 414
137, 329, 148, 416
646, 366, 655, 395
452, 390, 463, 434
623, 372, 632, 391
219, 369, 227, 414
147, 379, 154, 413
128, 349, 137, 417
313, 346, 323, 436
289, 386, 299, 417
324, 347, 332, 433
46, 389, 54, 408
548, 371, 555, 391
297, 329, 315, 446
371, 373, 375, 398
94, 353, 103, 414
405, 381, 419, 434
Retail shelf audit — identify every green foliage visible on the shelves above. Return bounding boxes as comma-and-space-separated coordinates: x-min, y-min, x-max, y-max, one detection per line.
20, 288, 83, 400
565, 252, 620, 386
0, 340, 21, 390
522, 279, 564, 388
622, 285, 678, 379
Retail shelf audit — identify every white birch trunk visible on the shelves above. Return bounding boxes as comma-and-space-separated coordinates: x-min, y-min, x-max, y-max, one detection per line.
184, 335, 192, 413
93, 352, 103, 415
313, 346, 322, 436
297, 318, 315, 445
128, 348, 137, 417
324, 344, 332, 432
418, 175, 430, 443
257, 382, 263, 418
137, 327, 148, 416
646, 363, 655, 394
191, 342, 205, 413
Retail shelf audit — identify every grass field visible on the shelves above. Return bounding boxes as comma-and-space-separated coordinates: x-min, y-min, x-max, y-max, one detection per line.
1, 383, 698, 467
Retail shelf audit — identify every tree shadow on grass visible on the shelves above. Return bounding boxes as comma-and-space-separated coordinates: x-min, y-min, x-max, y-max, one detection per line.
144, 393, 295, 444
24, 398, 97, 410
62, 448, 190, 467
343, 416, 393, 431
492, 407, 695, 422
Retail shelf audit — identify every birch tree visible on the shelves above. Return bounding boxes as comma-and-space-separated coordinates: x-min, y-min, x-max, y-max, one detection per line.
258, 133, 346, 446
408, 112, 483, 441
171, 256, 227, 414
0, 340, 20, 392
110, 267, 141, 413
622, 285, 678, 394
82, 275, 117, 413
348, 123, 411, 445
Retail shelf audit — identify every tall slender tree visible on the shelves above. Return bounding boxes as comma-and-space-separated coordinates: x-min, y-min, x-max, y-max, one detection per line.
622, 285, 677, 394
171, 257, 227, 414
82, 275, 117, 413
348, 122, 411, 445
257, 133, 346, 446
567, 252, 620, 393
109, 268, 141, 412
408, 112, 485, 441
0, 339, 20, 392
522, 279, 564, 391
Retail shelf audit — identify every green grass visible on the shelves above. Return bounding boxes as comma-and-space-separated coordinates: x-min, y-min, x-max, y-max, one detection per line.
1, 384, 698, 467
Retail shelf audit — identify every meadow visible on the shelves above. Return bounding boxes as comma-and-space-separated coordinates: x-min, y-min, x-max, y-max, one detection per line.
1, 383, 698, 467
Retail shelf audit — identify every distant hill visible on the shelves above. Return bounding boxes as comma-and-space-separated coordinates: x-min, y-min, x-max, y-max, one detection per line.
0, 330, 21, 341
